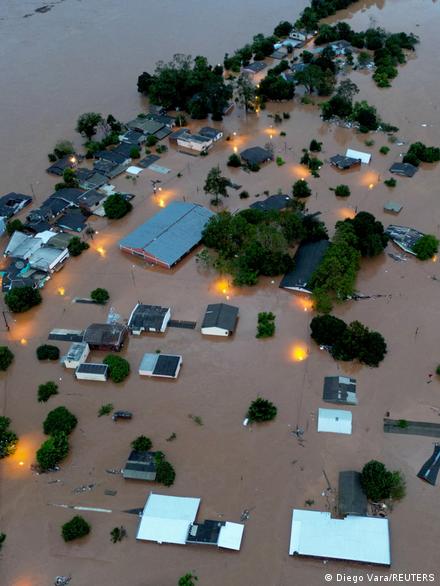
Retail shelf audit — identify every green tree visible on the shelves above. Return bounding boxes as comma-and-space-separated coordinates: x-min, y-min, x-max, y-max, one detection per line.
413, 235, 439, 260
258, 74, 295, 101
310, 315, 347, 346
131, 435, 153, 452
178, 573, 198, 586
36, 431, 69, 471
352, 101, 379, 131
155, 453, 176, 486
309, 139, 322, 152
336, 79, 359, 102
256, 312, 276, 338
247, 397, 277, 422
38, 381, 59, 403
204, 166, 229, 206
0, 533, 6, 551
36, 344, 60, 361
235, 74, 256, 114
76, 112, 104, 140
227, 153, 241, 168
104, 193, 132, 219
90, 288, 110, 304
292, 179, 312, 198
0, 346, 14, 371
274, 20, 293, 37
53, 140, 75, 159
61, 516, 91, 542
68, 237, 89, 257
0, 416, 18, 459
345, 211, 388, 257
103, 355, 130, 383
43, 406, 78, 436
130, 146, 140, 159
361, 460, 406, 501
6, 219, 25, 236
62, 167, 79, 187
334, 185, 351, 197
4, 286, 42, 313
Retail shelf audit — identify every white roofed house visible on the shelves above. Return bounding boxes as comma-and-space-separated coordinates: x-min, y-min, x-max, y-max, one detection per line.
176, 131, 213, 153
345, 148, 371, 165
62, 342, 90, 369
317, 408, 352, 434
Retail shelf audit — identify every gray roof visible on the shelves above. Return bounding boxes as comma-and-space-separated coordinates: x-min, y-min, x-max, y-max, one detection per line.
128, 304, 169, 331
65, 342, 88, 362
78, 189, 106, 209
329, 154, 361, 170
338, 471, 368, 516
240, 146, 273, 166
119, 202, 214, 267
83, 323, 128, 347
202, 303, 239, 332
250, 194, 292, 212
323, 376, 357, 405
46, 232, 72, 249
186, 520, 225, 545
385, 225, 424, 255
126, 117, 164, 135
198, 127, 222, 139
123, 450, 157, 481
51, 188, 84, 205
56, 209, 87, 233
154, 354, 181, 377
76, 363, 108, 375
280, 239, 330, 292
417, 444, 440, 486
389, 162, 418, 177
383, 201, 403, 214
0, 193, 32, 219
243, 61, 267, 73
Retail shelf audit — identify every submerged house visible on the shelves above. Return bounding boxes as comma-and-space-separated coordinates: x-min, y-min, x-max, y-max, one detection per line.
385, 225, 425, 255
329, 154, 361, 170
317, 408, 352, 435
289, 509, 390, 565
250, 194, 292, 212
119, 202, 214, 268
0, 193, 32, 219
198, 127, 223, 142
139, 353, 183, 379
82, 323, 128, 351
62, 342, 90, 369
128, 303, 171, 334
338, 471, 368, 516
240, 146, 273, 167
75, 363, 109, 382
280, 239, 330, 294
123, 450, 158, 481
323, 376, 357, 406
176, 131, 213, 153
417, 444, 440, 486
136, 493, 244, 551
201, 303, 239, 336
389, 162, 418, 178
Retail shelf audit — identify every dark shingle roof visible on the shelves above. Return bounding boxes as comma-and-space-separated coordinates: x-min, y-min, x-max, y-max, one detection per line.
243, 62, 267, 73
323, 376, 357, 405
240, 147, 273, 166
128, 304, 169, 331
96, 150, 129, 165
280, 240, 330, 292
76, 363, 108, 375
202, 303, 239, 332
153, 354, 181, 377
0, 193, 32, 219
417, 444, 440, 485
198, 127, 222, 140
83, 323, 128, 347
51, 188, 84, 205
389, 163, 418, 177
57, 209, 87, 232
250, 194, 292, 212
123, 450, 157, 481
329, 154, 361, 170
338, 471, 368, 516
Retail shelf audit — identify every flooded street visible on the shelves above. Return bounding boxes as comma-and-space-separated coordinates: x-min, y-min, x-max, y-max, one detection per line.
1, 1, 440, 585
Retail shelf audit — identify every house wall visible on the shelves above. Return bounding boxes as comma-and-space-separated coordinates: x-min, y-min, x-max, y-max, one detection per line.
75, 371, 108, 381
176, 137, 212, 152
201, 326, 230, 337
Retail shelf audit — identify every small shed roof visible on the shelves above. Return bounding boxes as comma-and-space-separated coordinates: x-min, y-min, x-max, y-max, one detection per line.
139, 353, 182, 377
65, 342, 89, 362
137, 493, 201, 544
323, 376, 357, 405
76, 363, 108, 375
123, 450, 157, 481
385, 225, 424, 255
217, 522, 245, 551
280, 240, 330, 293
338, 471, 368, 516
417, 444, 440, 486
345, 149, 371, 165
202, 303, 239, 332
317, 408, 352, 435
383, 201, 403, 214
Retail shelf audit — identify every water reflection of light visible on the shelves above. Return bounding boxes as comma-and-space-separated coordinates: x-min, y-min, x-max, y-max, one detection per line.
233, 146, 238, 153
337, 207, 356, 220
432, 255, 438, 263
292, 164, 310, 179
20, 338, 27, 346
295, 296, 314, 312
96, 246, 106, 258
359, 170, 379, 188
57, 287, 65, 296
158, 199, 165, 208
214, 278, 232, 298
291, 342, 309, 362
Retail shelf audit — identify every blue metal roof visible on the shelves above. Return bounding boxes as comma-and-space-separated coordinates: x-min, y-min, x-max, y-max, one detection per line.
119, 202, 214, 266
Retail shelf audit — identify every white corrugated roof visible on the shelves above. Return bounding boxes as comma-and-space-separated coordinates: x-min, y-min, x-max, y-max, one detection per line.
317, 408, 352, 434
218, 522, 244, 550
136, 493, 200, 545
346, 149, 371, 164
289, 509, 390, 565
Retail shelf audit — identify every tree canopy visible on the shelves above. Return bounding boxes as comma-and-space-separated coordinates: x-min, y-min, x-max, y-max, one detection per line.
43, 406, 78, 436
247, 397, 277, 422
131, 435, 153, 452
36, 344, 60, 361
413, 235, 439, 260
0, 347, 14, 371
203, 166, 229, 206
5, 286, 42, 313
361, 460, 406, 501
104, 193, 132, 219
76, 112, 104, 140
103, 355, 130, 383
0, 416, 18, 459
90, 288, 110, 304
62, 516, 91, 542
403, 142, 440, 167
68, 237, 89, 257
36, 431, 69, 471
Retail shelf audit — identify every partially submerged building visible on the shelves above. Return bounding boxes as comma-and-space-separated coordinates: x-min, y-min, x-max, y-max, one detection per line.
201, 303, 239, 336
317, 408, 352, 435
385, 225, 424, 255
139, 353, 182, 379
345, 148, 371, 165
176, 131, 213, 153
289, 509, 390, 565
240, 146, 273, 167
62, 342, 90, 369
128, 303, 171, 334
119, 202, 214, 268
383, 201, 403, 215
242, 62, 267, 75
123, 450, 158, 481
323, 376, 357, 406
417, 444, 440, 486
75, 362, 109, 381
198, 127, 223, 142
136, 493, 244, 551
338, 471, 368, 516
329, 154, 361, 170
0, 193, 32, 219
389, 162, 418, 177
250, 194, 292, 212
280, 240, 330, 294
83, 323, 128, 351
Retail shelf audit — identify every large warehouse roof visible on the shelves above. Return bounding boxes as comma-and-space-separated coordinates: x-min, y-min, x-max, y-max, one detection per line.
289, 509, 390, 565
119, 202, 214, 267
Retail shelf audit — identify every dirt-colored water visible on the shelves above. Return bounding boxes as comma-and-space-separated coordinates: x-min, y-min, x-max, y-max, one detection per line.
1, 1, 440, 585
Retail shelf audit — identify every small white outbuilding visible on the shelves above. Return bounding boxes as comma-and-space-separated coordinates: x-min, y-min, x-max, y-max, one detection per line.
345, 148, 371, 165
75, 363, 109, 382
317, 408, 352, 434
63, 342, 89, 369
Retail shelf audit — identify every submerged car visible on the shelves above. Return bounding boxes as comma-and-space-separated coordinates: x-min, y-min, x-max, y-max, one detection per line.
112, 410, 133, 422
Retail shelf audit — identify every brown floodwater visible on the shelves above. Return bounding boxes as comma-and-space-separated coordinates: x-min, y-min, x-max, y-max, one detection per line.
1, 1, 440, 585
